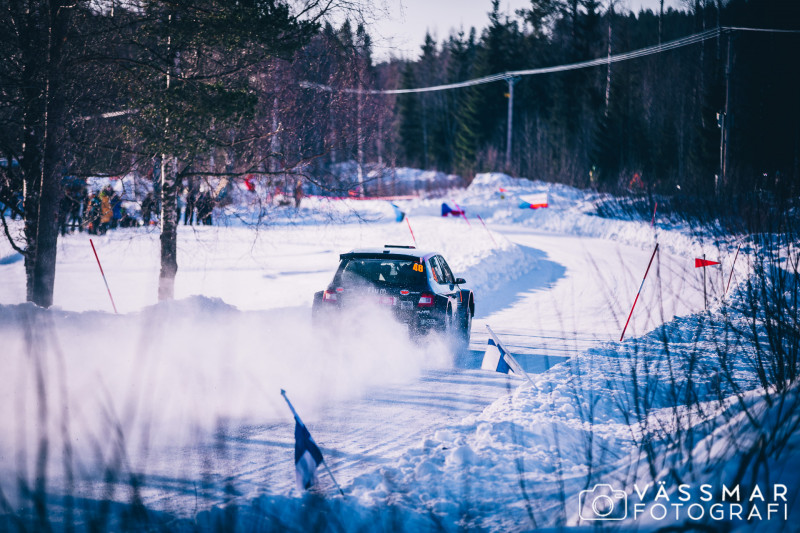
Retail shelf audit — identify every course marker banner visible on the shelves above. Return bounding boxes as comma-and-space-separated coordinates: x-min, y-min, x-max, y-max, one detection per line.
695, 258, 720, 267
518, 193, 548, 209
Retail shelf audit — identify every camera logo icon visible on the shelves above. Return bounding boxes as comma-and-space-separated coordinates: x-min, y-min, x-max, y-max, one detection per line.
578, 484, 628, 521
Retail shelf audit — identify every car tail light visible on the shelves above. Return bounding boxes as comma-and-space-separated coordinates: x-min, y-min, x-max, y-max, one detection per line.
323, 290, 337, 302
417, 293, 434, 308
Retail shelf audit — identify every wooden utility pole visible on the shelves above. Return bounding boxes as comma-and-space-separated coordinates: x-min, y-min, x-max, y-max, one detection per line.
605, 6, 613, 114
718, 33, 731, 194
723, 33, 731, 186
505, 76, 519, 171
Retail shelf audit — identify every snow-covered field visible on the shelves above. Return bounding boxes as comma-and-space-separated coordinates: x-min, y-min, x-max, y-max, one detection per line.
1, 173, 797, 531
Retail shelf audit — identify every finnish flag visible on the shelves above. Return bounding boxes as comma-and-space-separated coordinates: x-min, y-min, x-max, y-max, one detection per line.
294, 420, 324, 491
482, 338, 512, 374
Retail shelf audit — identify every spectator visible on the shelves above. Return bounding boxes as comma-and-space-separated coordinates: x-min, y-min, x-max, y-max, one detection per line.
85, 193, 102, 234
141, 192, 155, 226
184, 179, 198, 225
58, 194, 70, 236
196, 191, 213, 225
119, 207, 138, 228
110, 188, 122, 229
99, 186, 113, 234
294, 179, 304, 208
70, 184, 86, 232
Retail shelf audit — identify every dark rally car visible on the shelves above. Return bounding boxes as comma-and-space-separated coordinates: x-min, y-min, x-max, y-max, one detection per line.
312, 245, 474, 344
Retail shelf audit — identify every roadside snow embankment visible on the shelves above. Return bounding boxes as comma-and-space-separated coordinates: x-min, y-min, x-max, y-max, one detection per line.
400, 172, 736, 261
343, 298, 798, 531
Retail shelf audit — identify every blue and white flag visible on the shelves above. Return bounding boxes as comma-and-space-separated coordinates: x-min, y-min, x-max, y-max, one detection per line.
481, 337, 512, 374
294, 420, 324, 491
389, 202, 406, 222
482, 326, 533, 386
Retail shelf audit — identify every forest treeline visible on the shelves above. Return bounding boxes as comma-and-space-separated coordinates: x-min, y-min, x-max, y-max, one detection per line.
381, 0, 800, 197
1, 0, 798, 306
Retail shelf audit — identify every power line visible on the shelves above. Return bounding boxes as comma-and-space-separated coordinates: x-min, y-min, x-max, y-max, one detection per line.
299, 27, 800, 96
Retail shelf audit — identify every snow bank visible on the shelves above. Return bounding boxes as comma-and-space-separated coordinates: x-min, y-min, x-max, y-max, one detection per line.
397, 172, 738, 262
331, 268, 794, 530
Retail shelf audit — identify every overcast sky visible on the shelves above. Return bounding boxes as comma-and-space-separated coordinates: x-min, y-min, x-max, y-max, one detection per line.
368, 0, 686, 61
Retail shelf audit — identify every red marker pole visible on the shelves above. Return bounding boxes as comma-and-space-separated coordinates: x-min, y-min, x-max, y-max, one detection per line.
90, 239, 118, 314
702, 254, 708, 310
476, 214, 498, 246
406, 217, 417, 247
620, 243, 659, 342
454, 202, 471, 227
724, 243, 741, 296
651, 201, 658, 227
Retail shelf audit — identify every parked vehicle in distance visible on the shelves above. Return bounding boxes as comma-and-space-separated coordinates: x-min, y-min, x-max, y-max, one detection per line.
312, 245, 474, 347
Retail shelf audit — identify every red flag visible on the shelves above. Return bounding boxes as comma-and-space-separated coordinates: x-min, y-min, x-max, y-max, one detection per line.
695, 258, 720, 268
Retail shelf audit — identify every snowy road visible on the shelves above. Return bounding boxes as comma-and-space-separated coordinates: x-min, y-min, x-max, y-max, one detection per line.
0, 183, 713, 523
104, 224, 702, 516
2, 177, 783, 531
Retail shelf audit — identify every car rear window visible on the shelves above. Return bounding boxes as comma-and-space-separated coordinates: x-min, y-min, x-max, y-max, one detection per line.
338, 258, 426, 287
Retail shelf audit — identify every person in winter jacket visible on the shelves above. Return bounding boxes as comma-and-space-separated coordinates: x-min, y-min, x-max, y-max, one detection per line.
85, 193, 103, 234
99, 187, 113, 234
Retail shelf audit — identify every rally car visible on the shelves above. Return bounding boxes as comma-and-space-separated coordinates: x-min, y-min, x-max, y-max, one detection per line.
312, 245, 474, 345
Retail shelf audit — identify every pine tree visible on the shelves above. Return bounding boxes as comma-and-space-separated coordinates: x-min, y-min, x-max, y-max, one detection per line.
397, 64, 424, 168
0, 0, 101, 306
450, 29, 481, 176
117, 0, 320, 300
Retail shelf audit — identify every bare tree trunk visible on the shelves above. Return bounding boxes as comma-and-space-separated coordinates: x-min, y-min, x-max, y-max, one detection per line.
356, 89, 365, 196
158, 12, 180, 301
271, 97, 281, 172
376, 108, 383, 167
22, 0, 71, 308
158, 156, 178, 300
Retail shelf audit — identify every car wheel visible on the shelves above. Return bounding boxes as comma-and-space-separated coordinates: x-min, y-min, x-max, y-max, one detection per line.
460, 304, 472, 346
433, 304, 454, 337
311, 291, 326, 328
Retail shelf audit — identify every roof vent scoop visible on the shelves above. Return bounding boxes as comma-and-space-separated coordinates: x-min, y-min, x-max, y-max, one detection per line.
384, 245, 416, 249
